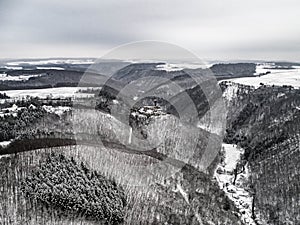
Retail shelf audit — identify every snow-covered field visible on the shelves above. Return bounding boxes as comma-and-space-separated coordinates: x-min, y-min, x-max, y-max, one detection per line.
226, 64, 300, 88
36, 67, 65, 70
0, 87, 95, 99
215, 144, 258, 225
0, 73, 43, 81
125, 60, 211, 71
6, 59, 94, 66
3, 66, 23, 70
2, 66, 65, 70
156, 62, 211, 71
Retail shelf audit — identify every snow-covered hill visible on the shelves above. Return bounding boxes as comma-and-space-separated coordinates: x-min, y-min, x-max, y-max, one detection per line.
0, 87, 95, 99
225, 63, 300, 88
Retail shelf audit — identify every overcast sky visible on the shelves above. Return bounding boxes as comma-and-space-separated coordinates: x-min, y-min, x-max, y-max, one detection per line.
0, 0, 299, 61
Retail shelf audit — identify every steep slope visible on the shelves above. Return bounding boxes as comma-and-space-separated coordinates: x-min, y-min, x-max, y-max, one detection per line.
0, 103, 242, 224
221, 81, 300, 225
0, 145, 243, 225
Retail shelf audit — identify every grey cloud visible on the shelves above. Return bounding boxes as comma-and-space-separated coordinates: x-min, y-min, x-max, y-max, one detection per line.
0, 0, 299, 61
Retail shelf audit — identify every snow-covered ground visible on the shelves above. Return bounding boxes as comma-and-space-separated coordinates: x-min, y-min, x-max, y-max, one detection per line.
156, 62, 210, 71
0, 73, 43, 81
42, 105, 71, 116
0, 104, 26, 117
0, 87, 95, 99
254, 62, 275, 75
125, 60, 211, 71
3, 66, 23, 70
2, 104, 25, 112
222, 83, 239, 101
6, 59, 94, 66
36, 66, 65, 70
0, 103, 71, 118
1, 58, 94, 74
156, 63, 184, 72
0, 141, 12, 148
222, 144, 243, 171
0, 141, 11, 159
2, 66, 65, 70
226, 64, 300, 89
0, 141, 12, 159
215, 144, 258, 225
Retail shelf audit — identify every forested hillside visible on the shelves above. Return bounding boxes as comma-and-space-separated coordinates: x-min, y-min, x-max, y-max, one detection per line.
1, 62, 299, 224
221, 81, 300, 225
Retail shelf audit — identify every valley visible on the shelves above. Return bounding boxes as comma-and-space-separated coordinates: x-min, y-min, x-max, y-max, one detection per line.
0, 59, 299, 224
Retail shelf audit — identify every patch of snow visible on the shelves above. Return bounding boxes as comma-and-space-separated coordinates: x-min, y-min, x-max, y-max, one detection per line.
112, 99, 119, 104
0, 140, 11, 148
6, 59, 94, 66
4, 104, 18, 112
198, 124, 209, 131
214, 144, 257, 225
176, 183, 189, 204
223, 144, 244, 171
0, 73, 43, 81
145, 109, 153, 115
3, 66, 23, 70
0, 112, 17, 117
225, 65, 300, 89
124, 59, 161, 64
254, 63, 274, 76
155, 62, 210, 72
1, 104, 26, 113
0, 141, 12, 159
131, 112, 137, 117
42, 105, 71, 116
0, 104, 38, 118
28, 104, 37, 110
222, 82, 239, 101
156, 63, 183, 72
0, 87, 94, 99
128, 127, 132, 144
36, 66, 65, 70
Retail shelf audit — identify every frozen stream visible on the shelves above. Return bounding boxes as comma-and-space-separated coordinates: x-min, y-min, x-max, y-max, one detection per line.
214, 144, 258, 225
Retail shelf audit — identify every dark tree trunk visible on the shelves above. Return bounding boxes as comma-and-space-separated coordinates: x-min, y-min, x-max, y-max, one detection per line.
233, 168, 238, 185
252, 193, 256, 220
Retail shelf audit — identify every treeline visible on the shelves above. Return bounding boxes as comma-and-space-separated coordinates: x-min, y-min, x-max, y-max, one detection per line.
0, 96, 72, 108
0, 92, 10, 99
0, 107, 45, 142
0, 97, 74, 143
210, 63, 256, 78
